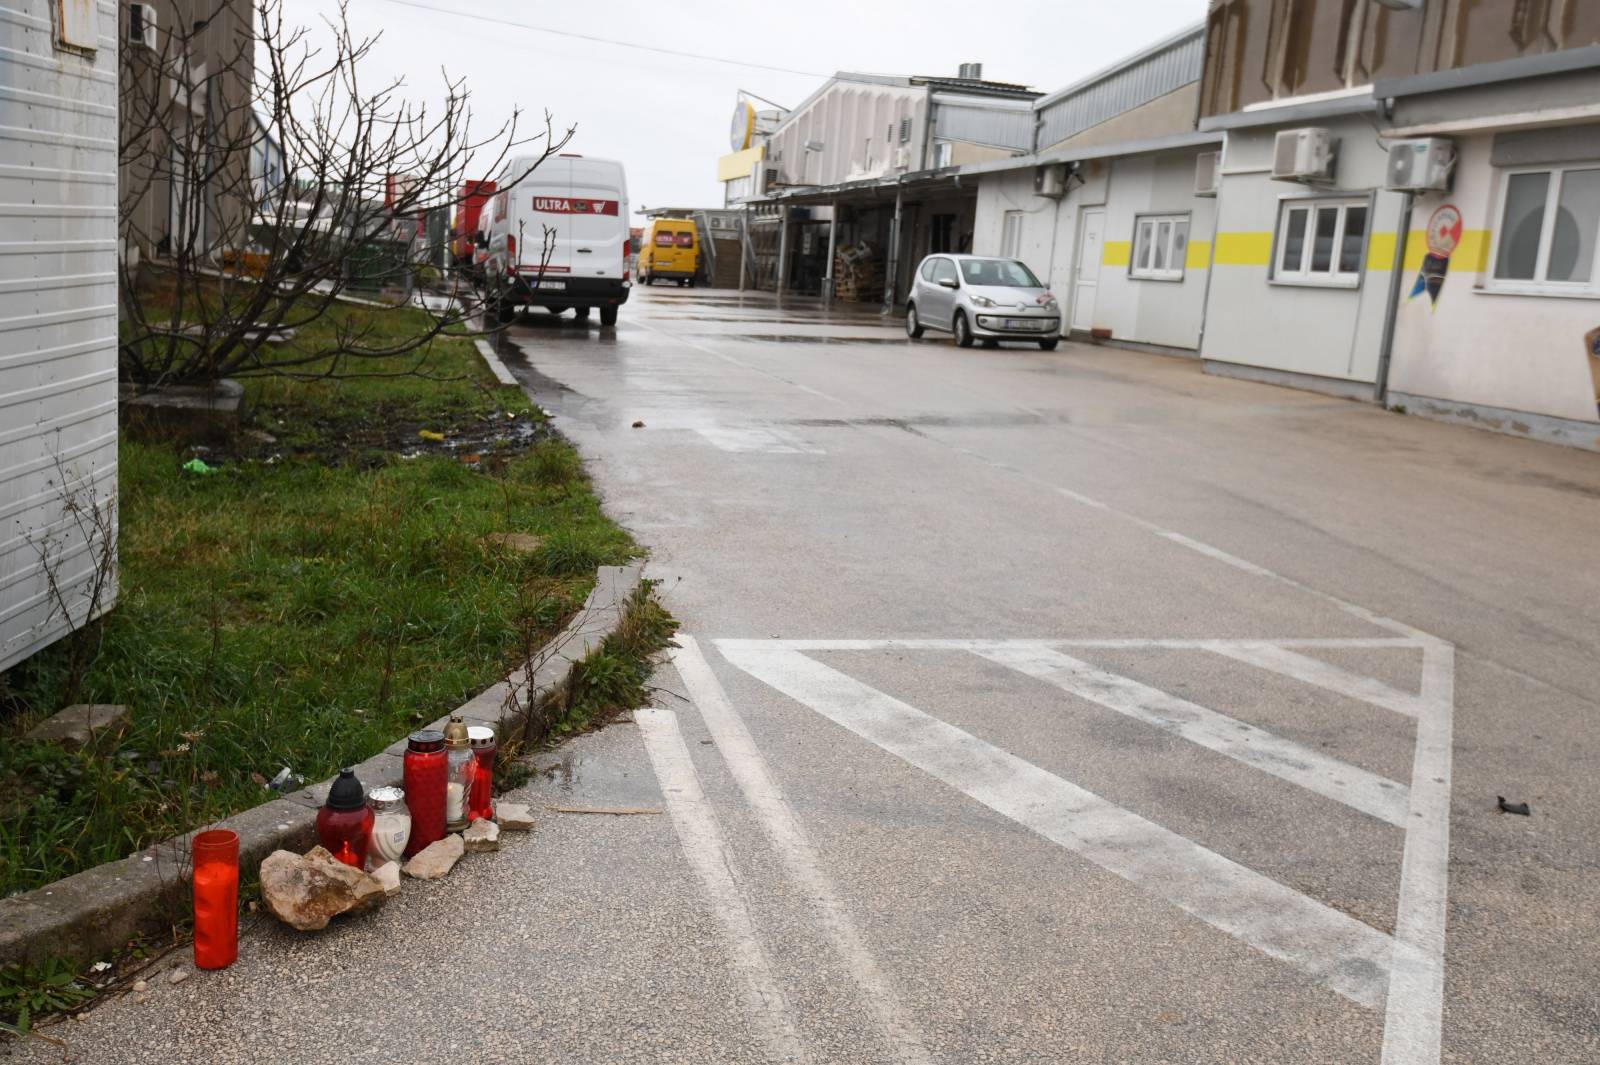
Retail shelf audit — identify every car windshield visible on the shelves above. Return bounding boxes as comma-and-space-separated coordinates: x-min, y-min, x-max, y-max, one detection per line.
959, 258, 1041, 288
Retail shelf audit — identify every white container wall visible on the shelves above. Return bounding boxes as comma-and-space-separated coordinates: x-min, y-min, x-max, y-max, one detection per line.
0, 0, 119, 673
973, 148, 1217, 352
1200, 115, 1407, 392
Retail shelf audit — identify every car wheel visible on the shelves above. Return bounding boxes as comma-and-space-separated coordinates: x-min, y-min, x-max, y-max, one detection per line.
1038, 338, 1059, 351
981, 338, 999, 350
905, 303, 925, 338
953, 311, 974, 348
600, 305, 619, 327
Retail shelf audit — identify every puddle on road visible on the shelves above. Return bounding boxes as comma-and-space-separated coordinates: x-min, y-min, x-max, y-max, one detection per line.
788, 410, 1068, 430
534, 749, 660, 805
682, 333, 910, 345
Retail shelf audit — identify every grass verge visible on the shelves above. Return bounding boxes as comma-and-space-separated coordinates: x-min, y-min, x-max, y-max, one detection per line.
0, 302, 643, 899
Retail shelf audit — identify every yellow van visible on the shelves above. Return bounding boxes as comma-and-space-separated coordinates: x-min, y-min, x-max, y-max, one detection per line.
638, 218, 699, 287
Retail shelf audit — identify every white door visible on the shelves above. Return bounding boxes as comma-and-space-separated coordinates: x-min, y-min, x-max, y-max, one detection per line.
1071, 208, 1104, 333
1000, 210, 1023, 259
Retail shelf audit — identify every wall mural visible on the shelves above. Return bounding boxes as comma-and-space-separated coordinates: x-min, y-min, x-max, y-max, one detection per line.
1408, 205, 1463, 310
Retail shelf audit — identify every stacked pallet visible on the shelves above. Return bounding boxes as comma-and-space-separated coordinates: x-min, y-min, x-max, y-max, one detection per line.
833, 241, 883, 302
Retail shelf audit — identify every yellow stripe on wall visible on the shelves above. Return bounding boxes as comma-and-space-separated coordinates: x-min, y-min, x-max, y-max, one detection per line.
1366, 232, 1396, 271
1213, 231, 1272, 266
1102, 240, 1131, 267
1185, 240, 1211, 270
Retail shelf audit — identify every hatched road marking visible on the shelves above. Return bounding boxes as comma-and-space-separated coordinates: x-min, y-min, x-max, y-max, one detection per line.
713, 634, 1456, 1065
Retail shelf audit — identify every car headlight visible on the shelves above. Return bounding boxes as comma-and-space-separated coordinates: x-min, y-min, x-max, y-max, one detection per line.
1039, 295, 1059, 310
971, 295, 997, 308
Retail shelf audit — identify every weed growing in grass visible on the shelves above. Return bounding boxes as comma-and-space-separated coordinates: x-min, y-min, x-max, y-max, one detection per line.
557, 583, 678, 736
529, 439, 583, 489
0, 958, 94, 1037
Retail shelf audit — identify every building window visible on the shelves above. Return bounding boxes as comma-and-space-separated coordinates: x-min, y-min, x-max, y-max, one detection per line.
932, 141, 952, 168
1273, 198, 1368, 287
1488, 164, 1600, 295
1000, 211, 1023, 259
1130, 214, 1190, 280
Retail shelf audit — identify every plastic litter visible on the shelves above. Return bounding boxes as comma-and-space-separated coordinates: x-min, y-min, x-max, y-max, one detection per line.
418, 429, 446, 442
182, 458, 217, 475
267, 766, 304, 793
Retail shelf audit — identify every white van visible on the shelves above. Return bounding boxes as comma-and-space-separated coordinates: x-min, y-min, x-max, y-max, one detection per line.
481, 154, 631, 325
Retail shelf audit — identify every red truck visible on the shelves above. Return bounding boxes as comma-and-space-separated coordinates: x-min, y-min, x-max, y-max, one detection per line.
449, 180, 496, 272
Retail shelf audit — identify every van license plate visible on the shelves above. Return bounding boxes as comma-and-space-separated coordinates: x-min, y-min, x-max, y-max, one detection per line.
534, 281, 566, 290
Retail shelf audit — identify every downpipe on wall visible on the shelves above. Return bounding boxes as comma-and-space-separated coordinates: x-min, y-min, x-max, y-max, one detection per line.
1374, 189, 1414, 406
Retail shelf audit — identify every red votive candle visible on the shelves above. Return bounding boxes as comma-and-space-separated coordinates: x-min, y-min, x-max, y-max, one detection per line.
403, 730, 447, 857
315, 768, 374, 869
192, 829, 239, 970
467, 725, 496, 822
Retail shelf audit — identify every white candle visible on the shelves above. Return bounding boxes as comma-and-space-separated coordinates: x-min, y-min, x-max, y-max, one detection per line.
446, 782, 465, 823
370, 811, 410, 863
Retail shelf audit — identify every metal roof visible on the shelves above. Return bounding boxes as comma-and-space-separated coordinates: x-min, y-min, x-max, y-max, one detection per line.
1034, 22, 1205, 148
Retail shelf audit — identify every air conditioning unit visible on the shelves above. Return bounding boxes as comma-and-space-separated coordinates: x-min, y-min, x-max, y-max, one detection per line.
1194, 151, 1220, 196
1035, 163, 1069, 199
1271, 127, 1335, 183
752, 164, 778, 195
128, 3, 158, 49
1385, 137, 1455, 192
893, 147, 910, 170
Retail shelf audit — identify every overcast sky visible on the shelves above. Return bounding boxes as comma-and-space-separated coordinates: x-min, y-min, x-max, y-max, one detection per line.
288, 0, 1202, 218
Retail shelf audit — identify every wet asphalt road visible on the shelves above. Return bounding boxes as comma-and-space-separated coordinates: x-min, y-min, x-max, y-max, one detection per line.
24, 286, 1600, 1064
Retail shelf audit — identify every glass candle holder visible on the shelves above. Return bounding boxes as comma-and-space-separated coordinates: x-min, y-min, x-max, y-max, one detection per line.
316, 768, 374, 869
467, 725, 496, 822
192, 829, 239, 970
367, 786, 412, 866
403, 730, 447, 857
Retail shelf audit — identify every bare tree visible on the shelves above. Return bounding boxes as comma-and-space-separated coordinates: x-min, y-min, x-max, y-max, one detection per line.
118, 0, 571, 388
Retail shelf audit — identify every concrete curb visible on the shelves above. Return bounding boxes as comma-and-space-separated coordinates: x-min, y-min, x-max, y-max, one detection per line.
0, 562, 645, 967
474, 338, 519, 387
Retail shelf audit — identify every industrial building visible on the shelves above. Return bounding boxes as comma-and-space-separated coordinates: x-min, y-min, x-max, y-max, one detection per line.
721, 2, 1600, 451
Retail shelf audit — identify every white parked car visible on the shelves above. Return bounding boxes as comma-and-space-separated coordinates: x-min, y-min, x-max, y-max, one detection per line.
480, 154, 631, 326
905, 254, 1061, 350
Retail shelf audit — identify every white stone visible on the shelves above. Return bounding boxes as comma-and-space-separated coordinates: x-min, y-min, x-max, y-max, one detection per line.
495, 802, 535, 831
402, 834, 464, 879
167, 968, 190, 986
462, 819, 500, 853
370, 860, 402, 896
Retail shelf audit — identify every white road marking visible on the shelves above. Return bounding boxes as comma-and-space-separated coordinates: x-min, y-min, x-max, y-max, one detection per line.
717, 642, 1412, 1011
671, 636, 934, 1065
694, 424, 824, 455
1381, 641, 1455, 1065
974, 643, 1410, 826
629, 316, 839, 401
1208, 642, 1423, 719
635, 707, 813, 1064
716, 637, 1418, 652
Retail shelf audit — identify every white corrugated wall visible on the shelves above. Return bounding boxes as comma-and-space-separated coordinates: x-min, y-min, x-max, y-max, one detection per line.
0, 0, 119, 674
